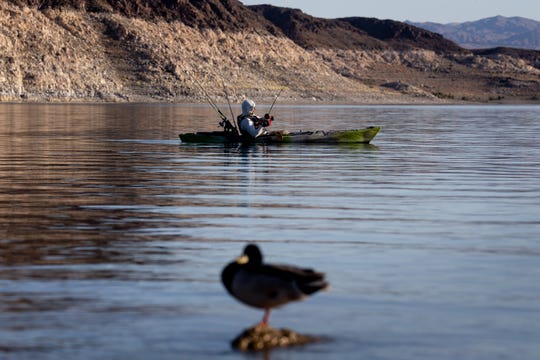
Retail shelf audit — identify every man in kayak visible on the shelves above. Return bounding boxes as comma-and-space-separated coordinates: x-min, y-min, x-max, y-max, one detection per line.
237, 99, 274, 139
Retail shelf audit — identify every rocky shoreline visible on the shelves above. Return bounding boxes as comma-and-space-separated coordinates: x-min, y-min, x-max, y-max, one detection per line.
1, 1, 539, 104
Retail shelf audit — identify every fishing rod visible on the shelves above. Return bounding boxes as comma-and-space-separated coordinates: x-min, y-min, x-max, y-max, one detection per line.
181, 65, 237, 133
267, 87, 284, 115
221, 78, 239, 135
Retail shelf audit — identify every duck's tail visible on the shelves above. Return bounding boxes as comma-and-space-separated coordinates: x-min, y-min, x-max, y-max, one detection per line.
298, 280, 330, 295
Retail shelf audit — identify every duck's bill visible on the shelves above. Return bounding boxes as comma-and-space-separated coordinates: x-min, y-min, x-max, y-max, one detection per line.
236, 255, 249, 264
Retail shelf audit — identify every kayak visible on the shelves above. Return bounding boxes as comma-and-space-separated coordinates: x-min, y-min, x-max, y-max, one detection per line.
179, 126, 380, 144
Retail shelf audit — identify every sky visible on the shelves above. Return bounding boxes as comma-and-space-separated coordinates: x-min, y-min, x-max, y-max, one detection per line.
240, 0, 540, 23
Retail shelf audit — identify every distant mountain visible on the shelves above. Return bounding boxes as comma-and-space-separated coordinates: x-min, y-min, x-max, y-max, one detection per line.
410, 16, 540, 50
250, 5, 464, 53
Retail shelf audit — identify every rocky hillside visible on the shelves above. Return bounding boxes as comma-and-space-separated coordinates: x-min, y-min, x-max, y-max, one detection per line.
1, 0, 539, 103
411, 16, 540, 50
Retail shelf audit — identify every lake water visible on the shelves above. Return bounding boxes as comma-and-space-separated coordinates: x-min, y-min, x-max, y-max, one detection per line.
0, 103, 539, 359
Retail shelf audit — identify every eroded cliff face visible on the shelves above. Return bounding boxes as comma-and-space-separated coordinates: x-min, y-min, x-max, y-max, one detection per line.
0, 2, 386, 102
1, 1, 539, 103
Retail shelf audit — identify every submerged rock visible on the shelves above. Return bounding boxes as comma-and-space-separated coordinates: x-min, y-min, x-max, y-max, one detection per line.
231, 325, 324, 352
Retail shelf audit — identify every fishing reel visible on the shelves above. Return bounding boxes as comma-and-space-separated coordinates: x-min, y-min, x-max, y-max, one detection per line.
261, 113, 274, 127
220, 118, 236, 133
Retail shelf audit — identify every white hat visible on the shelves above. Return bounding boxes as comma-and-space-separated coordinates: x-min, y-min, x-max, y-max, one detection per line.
242, 99, 256, 116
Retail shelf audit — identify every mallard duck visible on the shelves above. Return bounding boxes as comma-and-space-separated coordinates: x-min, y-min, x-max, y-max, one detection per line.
221, 244, 329, 325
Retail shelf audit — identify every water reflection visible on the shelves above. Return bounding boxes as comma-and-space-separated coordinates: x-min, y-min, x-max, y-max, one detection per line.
1, 104, 540, 359
1, 105, 193, 270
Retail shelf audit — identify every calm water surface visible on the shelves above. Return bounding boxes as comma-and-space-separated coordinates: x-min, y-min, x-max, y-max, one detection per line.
1, 104, 539, 359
